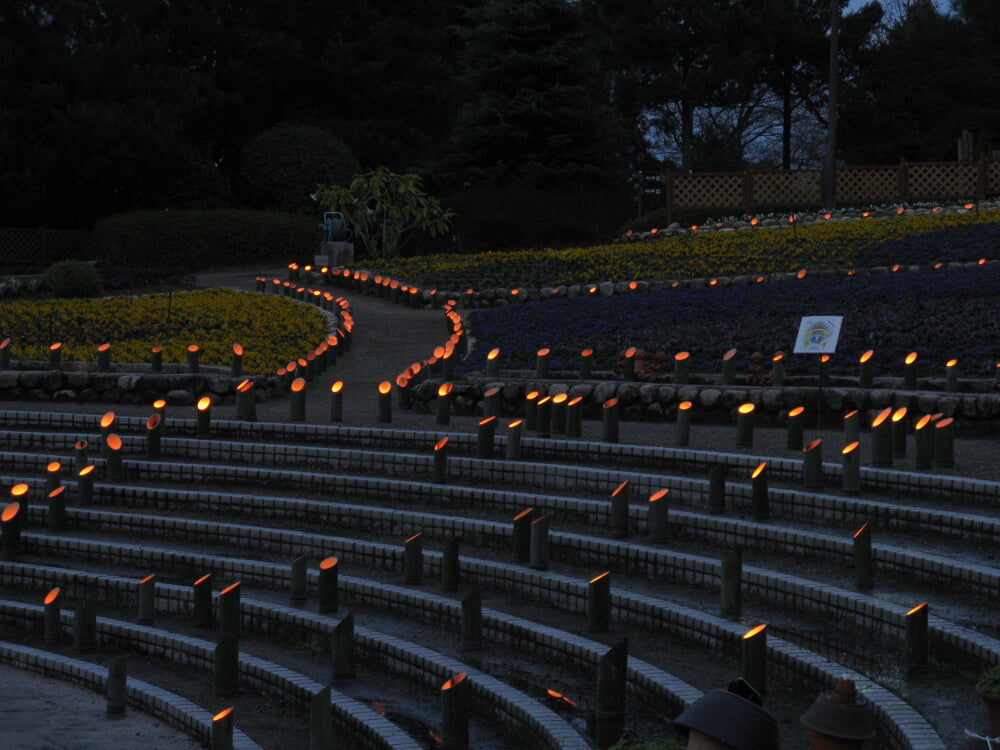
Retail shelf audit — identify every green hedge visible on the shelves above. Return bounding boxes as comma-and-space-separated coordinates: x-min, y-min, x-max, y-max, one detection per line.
88, 210, 320, 269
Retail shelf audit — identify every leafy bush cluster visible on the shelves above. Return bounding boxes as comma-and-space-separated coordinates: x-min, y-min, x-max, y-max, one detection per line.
44, 260, 104, 298
88, 210, 320, 270
462, 263, 1000, 379
0, 288, 328, 374
369, 210, 1000, 290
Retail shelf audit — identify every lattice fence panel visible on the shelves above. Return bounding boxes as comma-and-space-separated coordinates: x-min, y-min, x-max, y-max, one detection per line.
989, 160, 1000, 197
0, 228, 91, 267
751, 170, 821, 209
673, 173, 743, 209
908, 163, 978, 202
836, 167, 898, 205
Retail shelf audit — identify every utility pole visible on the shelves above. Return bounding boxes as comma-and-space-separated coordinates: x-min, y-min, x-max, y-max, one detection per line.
822, 0, 841, 210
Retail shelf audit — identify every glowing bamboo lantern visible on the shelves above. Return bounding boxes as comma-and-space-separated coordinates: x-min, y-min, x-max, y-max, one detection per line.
870, 407, 893, 467
904, 351, 918, 389
610, 480, 629, 538
673, 350, 691, 384
319, 557, 339, 613
481, 386, 500, 419
436, 383, 453, 426
476, 416, 496, 459
44, 588, 61, 642
843, 409, 860, 445
506, 420, 523, 460
751, 462, 769, 521
45, 460, 62, 495
771, 352, 785, 387
193, 573, 213, 628
934, 417, 955, 467
742, 623, 768, 694
676, 401, 693, 447
96, 342, 111, 372
105, 434, 124, 480
512, 508, 533, 563
536, 395, 552, 438
47, 485, 66, 530
98, 411, 115, 456
787, 406, 805, 450
433, 437, 449, 484
145, 414, 162, 459
77, 464, 95, 505
802, 439, 824, 489
721, 548, 742, 618
441, 672, 470, 749
550, 392, 568, 435
211, 707, 234, 750
566, 396, 583, 438
905, 602, 929, 671
187, 344, 200, 373
196, 396, 212, 438
235, 380, 256, 422
914, 414, 934, 470
735, 403, 755, 448
891, 406, 908, 459
945, 358, 958, 393
648, 489, 669, 542
404, 532, 423, 584
2, 490, 24, 557
842, 442, 861, 494
49, 341, 62, 369
853, 522, 874, 590
580, 348, 594, 378
818, 354, 831, 387
138, 573, 156, 625
329, 381, 344, 421
523, 390, 540, 431
0, 337, 10, 368
375, 380, 392, 423
588, 571, 612, 633
721, 348, 737, 385
602, 397, 619, 443
485, 347, 501, 378
230, 343, 243, 377
536, 347, 551, 379
623, 346, 637, 380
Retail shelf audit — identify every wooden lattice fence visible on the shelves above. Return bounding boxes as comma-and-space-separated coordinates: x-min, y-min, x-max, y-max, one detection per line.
0, 228, 92, 268
665, 157, 1000, 221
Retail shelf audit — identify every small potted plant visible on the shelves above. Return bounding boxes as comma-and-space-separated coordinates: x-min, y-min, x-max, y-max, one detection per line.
976, 665, 1000, 736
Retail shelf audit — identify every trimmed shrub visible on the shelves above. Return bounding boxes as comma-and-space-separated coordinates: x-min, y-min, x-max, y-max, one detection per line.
88, 210, 320, 269
44, 260, 103, 298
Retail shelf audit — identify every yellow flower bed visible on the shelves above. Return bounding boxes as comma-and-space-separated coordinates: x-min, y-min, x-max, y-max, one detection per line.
0, 288, 329, 374
372, 209, 1000, 288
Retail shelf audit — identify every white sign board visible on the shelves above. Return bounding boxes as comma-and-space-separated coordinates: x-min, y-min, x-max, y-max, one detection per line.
794, 316, 843, 354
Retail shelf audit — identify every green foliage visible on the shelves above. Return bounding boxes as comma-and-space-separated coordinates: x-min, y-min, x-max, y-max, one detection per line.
607, 738, 685, 750
241, 124, 360, 213
315, 168, 453, 259
44, 261, 103, 299
977, 665, 1000, 695
89, 210, 318, 270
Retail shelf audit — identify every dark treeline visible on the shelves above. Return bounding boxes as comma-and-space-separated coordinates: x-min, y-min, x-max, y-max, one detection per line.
1, 0, 996, 249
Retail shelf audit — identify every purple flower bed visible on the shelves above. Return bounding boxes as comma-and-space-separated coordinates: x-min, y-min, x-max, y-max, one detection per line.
855, 222, 1000, 267
462, 264, 1000, 378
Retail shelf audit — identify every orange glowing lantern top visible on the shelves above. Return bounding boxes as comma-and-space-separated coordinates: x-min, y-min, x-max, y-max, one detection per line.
611, 480, 629, 498
796, 269, 807, 279
891, 264, 900, 272
581, 348, 593, 358
320, 557, 338, 570
675, 351, 690, 361
690, 224, 698, 231
914, 414, 932, 431
100, 411, 115, 429
537, 395, 551, 406
709, 279, 718, 286
844, 409, 858, 420
442, 673, 467, 691
965, 203, 974, 210
97, 342, 110, 353
153, 399, 167, 409
772, 352, 784, 363
679, 400, 692, 411
750, 218, 759, 226
805, 438, 822, 452
946, 358, 958, 368
232, 343, 244, 357
859, 350, 874, 364
932, 206, 942, 213
891, 407, 907, 423
936, 417, 954, 429
479, 416, 496, 427
377, 381, 392, 396
628, 281, 638, 291
788, 215, 797, 224
552, 393, 568, 405
525, 390, 540, 401
48, 486, 65, 499
434, 437, 449, 451
433, 346, 445, 359
2, 502, 19, 522
213, 707, 234, 722
11, 483, 28, 498
508, 419, 524, 429
588, 285, 598, 295
290, 377, 307, 393
978, 258, 986, 265
907, 602, 928, 616
197, 397, 212, 411
50, 342, 62, 351
853, 521, 870, 539
723, 348, 737, 361
187, 344, 199, 353
751, 462, 767, 479
905, 352, 918, 365
396, 374, 408, 389
649, 488, 669, 503
438, 383, 453, 398
820, 354, 830, 364
538, 347, 551, 357
146, 414, 161, 430
47, 460, 61, 473
106, 434, 122, 451
738, 403, 755, 415
823, 213, 832, 220
141, 573, 155, 584
0, 338, 9, 349
603, 397, 619, 408
589, 571, 610, 584
220, 582, 240, 597
789, 406, 805, 418
743, 623, 767, 639
897, 207, 905, 215
78, 465, 95, 478
44, 588, 60, 605
487, 348, 500, 362
513, 508, 533, 522
755, 275, 765, 283
862, 211, 870, 218
871, 407, 892, 428
547, 689, 577, 706
625, 346, 637, 358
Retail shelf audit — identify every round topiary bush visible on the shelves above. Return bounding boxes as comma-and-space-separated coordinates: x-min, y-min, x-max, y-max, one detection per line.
44, 260, 104, 298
